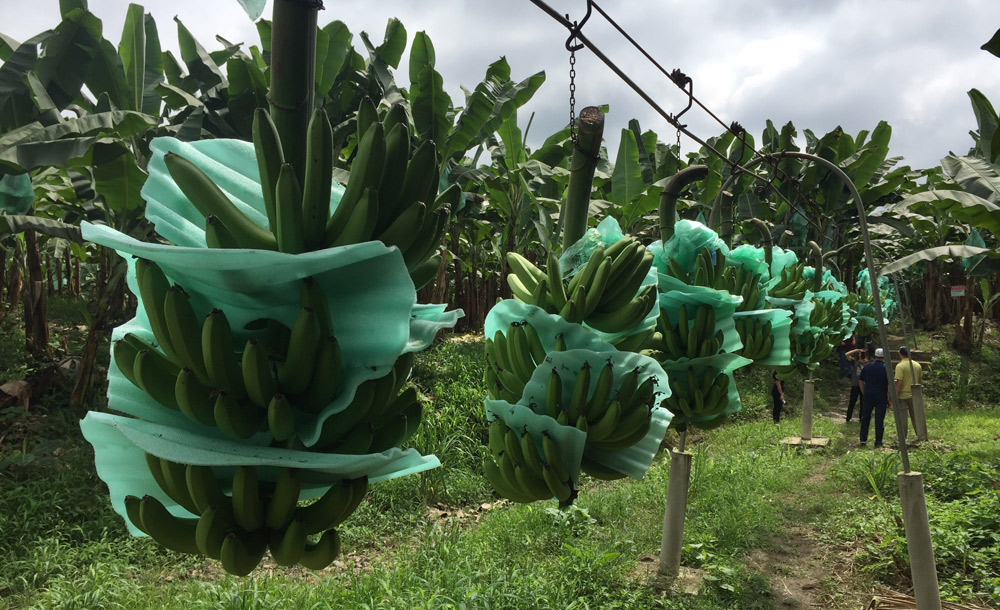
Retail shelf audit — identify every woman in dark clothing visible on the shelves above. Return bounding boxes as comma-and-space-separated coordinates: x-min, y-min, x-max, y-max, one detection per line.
844, 348, 867, 422
772, 371, 785, 424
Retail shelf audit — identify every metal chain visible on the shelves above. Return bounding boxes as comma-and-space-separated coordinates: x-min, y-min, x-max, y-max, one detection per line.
569, 46, 578, 143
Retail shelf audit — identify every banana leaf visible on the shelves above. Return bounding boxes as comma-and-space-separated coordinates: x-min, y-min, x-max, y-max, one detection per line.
941, 154, 1000, 203
879, 245, 996, 277
1, 215, 83, 242
899, 189, 1000, 236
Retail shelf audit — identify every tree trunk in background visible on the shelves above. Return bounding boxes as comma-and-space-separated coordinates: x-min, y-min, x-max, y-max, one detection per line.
922, 260, 941, 329
55, 256, 63, 295
72, 257, 81, 296
45, 253, 54, 295
7, 239, 22, 314
0, 246, 6, 305
23, 229, 50, 358
70, 251, 120, 412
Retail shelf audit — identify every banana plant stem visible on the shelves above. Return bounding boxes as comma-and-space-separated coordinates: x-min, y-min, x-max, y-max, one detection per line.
269, 0, 319, 186
561, 106, 604, 251
658, 165, 708, 243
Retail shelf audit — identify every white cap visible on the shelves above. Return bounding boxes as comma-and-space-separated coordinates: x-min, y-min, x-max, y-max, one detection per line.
874, 348, 884, 357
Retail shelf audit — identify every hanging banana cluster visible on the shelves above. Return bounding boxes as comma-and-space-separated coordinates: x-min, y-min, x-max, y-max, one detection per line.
646, 304, 725, 361
483, 421, 576, 503
505, 238, 657, 337
114, 259, 425, 573
127, 456, 365, 575
768, 263, 810, 300
733, 317, 776, 361
484, 320, 550, 403
663, 366, 732, 430
163, 101, 451, 290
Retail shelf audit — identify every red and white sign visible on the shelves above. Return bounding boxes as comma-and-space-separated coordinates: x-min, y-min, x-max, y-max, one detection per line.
951, 285, 966, 298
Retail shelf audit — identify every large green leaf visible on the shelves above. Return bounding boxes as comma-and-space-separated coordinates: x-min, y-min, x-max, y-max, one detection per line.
628, 119, 653, 185
901, 189, 1000, 236
156, 82, 203, 110
496, 110, 525, 170
0, 33, 18, 62
25, 71, 59, 119
411, 65, 451, 145
375, 18, 406, 70
845, 120, 890, 188
119, 4, 145, 111
2, 214, 83, 242
138, 12, 164, 115
969, 89, 999, 162
92, 143, 146, 212
611, 128, 644, 209
227, 56, 267, 137
86, 38, 130, 111
982, 27, 1000, 59
880, 245, 996, 276
174, 16, 225, 91
444, 58, 510, 160
941, 154, 1000, 203
408, 31, 435, 85
316, 21, 351, 101
36, 9, 103, 109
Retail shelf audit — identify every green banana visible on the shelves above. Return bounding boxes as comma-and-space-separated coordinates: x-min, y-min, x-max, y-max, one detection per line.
376, 201, 426, 252
214, 391, 261, 439
301, 107, 335, 250
566, 362, 591, 421
269, 518, 307, 567
195, 503, 232, 559
541, 462, 573, 502
201, 308, 245, 398
547, 251, 568, 311
185, 464, 226, 515
274, 163, 306, 254
325, 122, 385, 245
163, 285, 209, 384
328, 187, 380, 248
164, 152, 278, 250
313, 381, 376, 450
375, 122, 411, 230
220, 532, 266, 577
241, 339, 279, 409
300, 335, 343, 412
277, 307, 322, 395
135, 259, 178, 361
124, 495, 148, 534
205, 215, 241, 249
133, 348, 182, 411
138, 494, 200, 554
252, 108, 284, 232
267, 394, 296, 441
231, 465, 264, 532
299, 527, 342, 570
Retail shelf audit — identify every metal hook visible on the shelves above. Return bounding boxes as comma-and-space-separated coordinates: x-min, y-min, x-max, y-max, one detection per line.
730, 121, 747, 163
565, 0, 595, 52
668, 68, 693, 127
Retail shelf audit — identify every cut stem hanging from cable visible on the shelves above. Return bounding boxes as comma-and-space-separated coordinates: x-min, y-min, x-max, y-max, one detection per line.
561, 106, 605, 250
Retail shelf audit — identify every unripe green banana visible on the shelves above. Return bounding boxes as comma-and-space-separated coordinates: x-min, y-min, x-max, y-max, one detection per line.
232, 465, 264, 532
299, 336, 343, 413
138, 494, 200, 554
269, 518, 308, 567
252, 107, 284, 232
205, 215, 241, 249
164, 285, 209, 384
313, 380, 376, 450
220, 532, 266, 577
375, 122, 411, 231
214, 391, 261, 439
124, 495, 149, 534
241, 339, 278, 409
185, 464, 225, 515
409, 253, 442, 291
301, 107, 335, 250
328, 187, 380, 248
134, 259, 177, 360
299, 527, 342, 570
275, 163, 306, 254
546, 251, 568, 311
566, 362, 591, 421
267, 394, 296, 441
202, 308, 246, 399
542, 462, 573, 502
277, 307, 322, 395
325, 122, 385, 245
483, 455, 537, 503
540, 432, 571, 484
164, 152, 278, 250
133, 348, 182, 411
195, 502, 232, 559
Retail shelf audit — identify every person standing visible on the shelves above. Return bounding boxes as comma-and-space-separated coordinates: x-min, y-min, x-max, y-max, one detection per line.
837, 335, 856, 378
858, 348, 890, 447
844, 348, 867, 422
894, 346, 923, 440
772, 371, 785, 424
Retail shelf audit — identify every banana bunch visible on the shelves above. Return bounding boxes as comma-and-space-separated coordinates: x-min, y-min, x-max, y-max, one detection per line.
162, 102, 449, 289
645, 305, 725, 361
505, 238, 657, 335
809, 298, 842, 329
663, 247, 727, 288
118, 259, 421, 451
769, 263, 809, 300
484, 321, 550, 403
536, 363, 658, 451
773, 329, 835, 379
483, 420, 576, 504
734, 317, 776, 361
128, 455, 367, 574
719, 265, 764, 312
662, 368, 731, 431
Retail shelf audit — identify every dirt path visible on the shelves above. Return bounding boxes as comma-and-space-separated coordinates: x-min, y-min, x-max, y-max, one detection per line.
747, 380, 870, 609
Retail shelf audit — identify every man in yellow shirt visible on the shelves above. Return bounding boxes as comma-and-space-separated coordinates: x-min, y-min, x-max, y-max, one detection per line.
894, 346, 922, 439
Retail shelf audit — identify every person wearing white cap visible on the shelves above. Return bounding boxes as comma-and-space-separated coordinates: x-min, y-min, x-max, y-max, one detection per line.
858, 348, 890, 447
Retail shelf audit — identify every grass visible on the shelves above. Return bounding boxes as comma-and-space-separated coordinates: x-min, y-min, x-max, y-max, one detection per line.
1, 320, 999, 609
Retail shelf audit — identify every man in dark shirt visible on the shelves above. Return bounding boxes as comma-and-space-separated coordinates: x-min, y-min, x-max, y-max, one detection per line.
858, 348, 890, 447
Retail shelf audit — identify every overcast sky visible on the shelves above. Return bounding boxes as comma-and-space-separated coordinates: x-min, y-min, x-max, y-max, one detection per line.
3, 0, 1000, 172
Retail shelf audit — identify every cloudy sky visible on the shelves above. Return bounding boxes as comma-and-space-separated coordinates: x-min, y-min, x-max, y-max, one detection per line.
3, 0, 1000, 171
